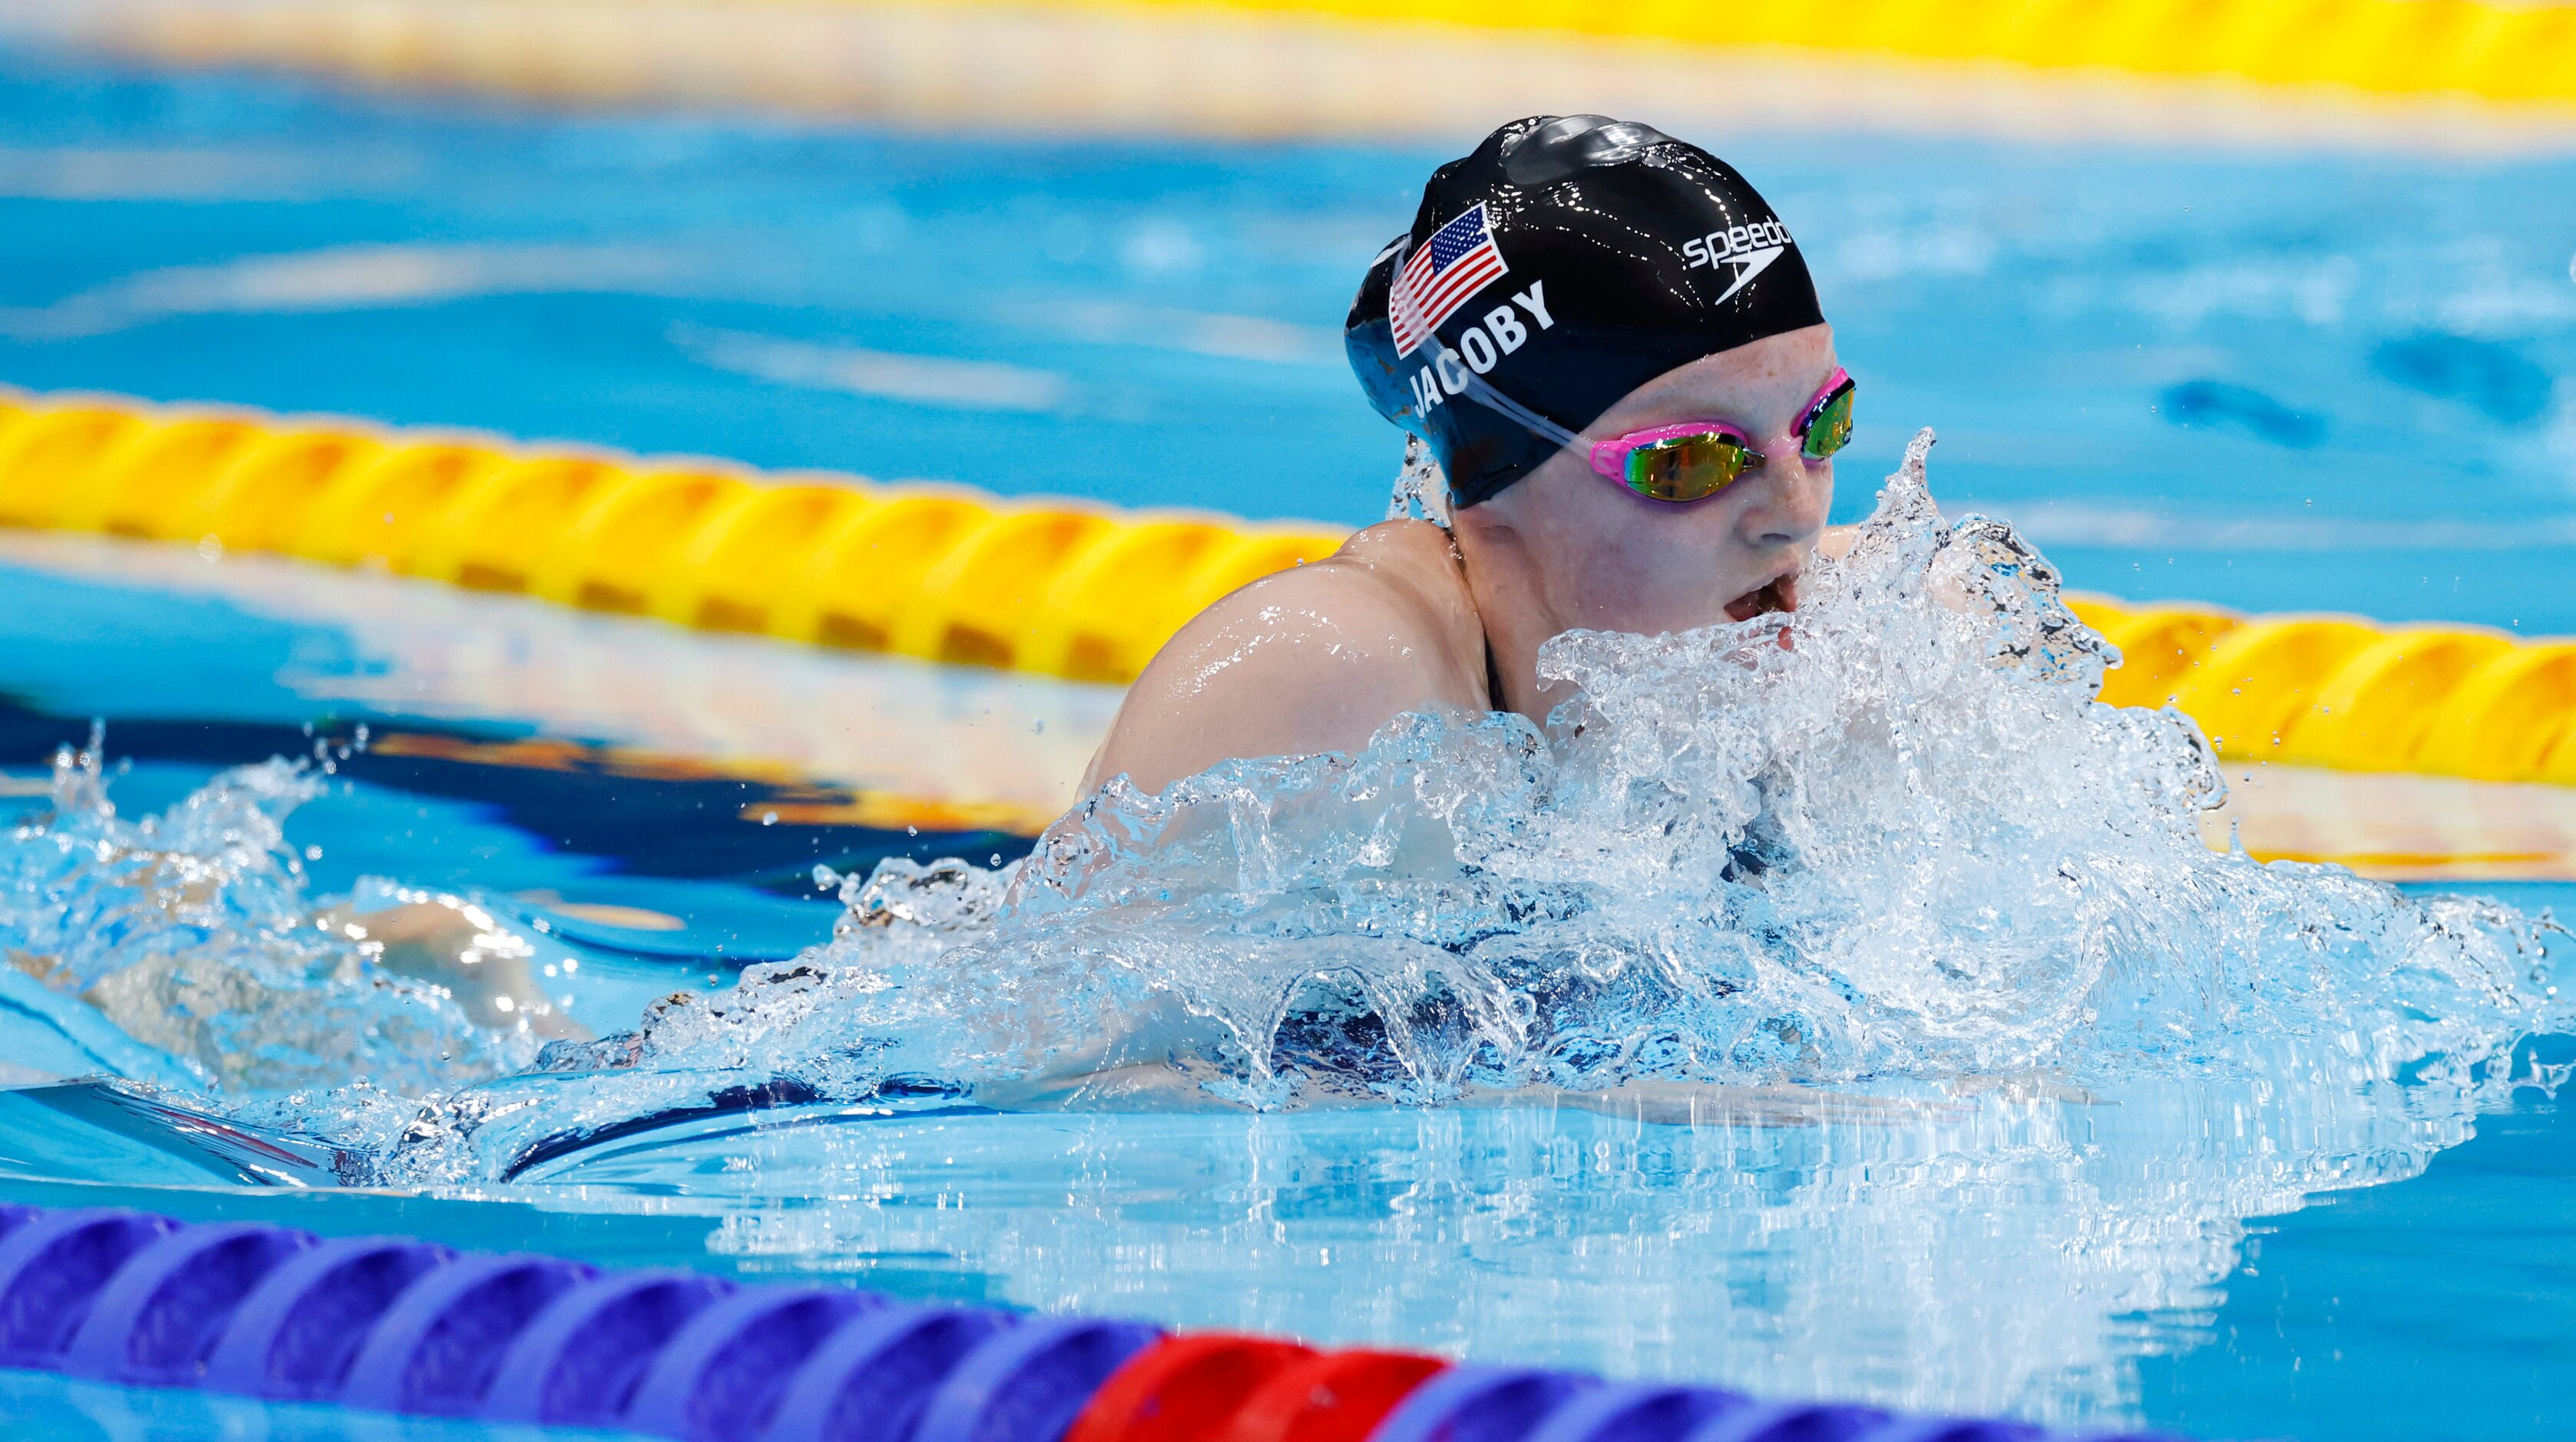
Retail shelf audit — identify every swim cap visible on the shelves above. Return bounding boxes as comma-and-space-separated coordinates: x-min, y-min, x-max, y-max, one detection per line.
1345, 116, 1825, 508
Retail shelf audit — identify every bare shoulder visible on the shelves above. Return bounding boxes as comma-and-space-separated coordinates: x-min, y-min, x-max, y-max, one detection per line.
1083, 519, 1486, 793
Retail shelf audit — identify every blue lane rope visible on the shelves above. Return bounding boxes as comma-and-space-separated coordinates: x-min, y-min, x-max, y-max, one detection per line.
0, 1202, 2189, 1441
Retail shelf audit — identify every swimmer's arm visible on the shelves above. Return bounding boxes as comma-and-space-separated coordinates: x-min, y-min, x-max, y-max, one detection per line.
316, 898, 589, 1040
1082, 541, 1473, 795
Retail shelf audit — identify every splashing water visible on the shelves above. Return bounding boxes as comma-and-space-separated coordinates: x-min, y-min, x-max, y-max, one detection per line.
564, 432, 2561, 1116
2, 733, 537, 1100
1384, 431, 1454, 528
3, 432, 2564, 1196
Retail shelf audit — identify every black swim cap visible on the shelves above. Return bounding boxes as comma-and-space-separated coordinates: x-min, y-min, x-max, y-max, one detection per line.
1345, 116, 1826, 508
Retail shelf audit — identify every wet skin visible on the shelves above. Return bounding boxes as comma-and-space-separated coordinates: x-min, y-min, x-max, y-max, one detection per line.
1087, 324, 1850, 794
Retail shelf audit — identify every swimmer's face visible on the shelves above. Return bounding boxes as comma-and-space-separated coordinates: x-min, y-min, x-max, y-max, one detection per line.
1460, 324, 1838, 637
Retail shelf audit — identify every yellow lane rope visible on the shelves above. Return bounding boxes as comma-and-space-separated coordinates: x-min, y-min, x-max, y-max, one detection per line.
3, 385, 2571, 784
0, 388, 1344, 688
27, 0, 2576, 121
2069, 597, 2576, 782
1053, 0, 2576, 104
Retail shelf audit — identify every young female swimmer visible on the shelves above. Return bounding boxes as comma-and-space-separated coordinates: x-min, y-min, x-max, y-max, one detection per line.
1086, 114, 1858, 794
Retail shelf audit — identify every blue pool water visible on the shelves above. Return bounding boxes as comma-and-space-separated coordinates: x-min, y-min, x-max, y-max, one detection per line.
5, 51, 2576, 629
4, 45, 2576, 1442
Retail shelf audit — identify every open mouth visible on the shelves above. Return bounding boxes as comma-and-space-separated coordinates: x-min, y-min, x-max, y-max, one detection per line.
1724, 572, 1800, 623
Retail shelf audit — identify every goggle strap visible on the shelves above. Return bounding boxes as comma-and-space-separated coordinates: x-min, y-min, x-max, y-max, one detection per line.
1417, 334, 1589, 453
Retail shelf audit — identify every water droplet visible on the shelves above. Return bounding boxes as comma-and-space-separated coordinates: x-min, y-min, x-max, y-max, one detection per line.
762, 810, 779, 826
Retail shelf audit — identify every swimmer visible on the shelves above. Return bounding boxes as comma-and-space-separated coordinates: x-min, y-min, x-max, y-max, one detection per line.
1087, 116, 1857, 792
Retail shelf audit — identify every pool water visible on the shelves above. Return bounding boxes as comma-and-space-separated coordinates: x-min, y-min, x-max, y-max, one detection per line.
6, 51, 2576, 628
4, 46, 2576, 1442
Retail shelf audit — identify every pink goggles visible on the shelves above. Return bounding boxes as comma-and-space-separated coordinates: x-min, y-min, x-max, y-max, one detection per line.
1585, 368, 1856, 503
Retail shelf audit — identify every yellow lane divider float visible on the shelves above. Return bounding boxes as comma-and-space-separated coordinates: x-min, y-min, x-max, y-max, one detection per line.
0, 388, 1344, 688
3, 385, 2573, 785
1106, 0, 2576, 105
36, 0, 2576, 121
2071, 598, 2576, 783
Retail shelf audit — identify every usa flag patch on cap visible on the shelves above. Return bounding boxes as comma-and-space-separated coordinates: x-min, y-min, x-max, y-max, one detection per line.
1390, 203, 1509, 358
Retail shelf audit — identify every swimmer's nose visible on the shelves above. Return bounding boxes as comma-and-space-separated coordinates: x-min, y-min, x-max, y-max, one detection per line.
1735, 448, 1830, 551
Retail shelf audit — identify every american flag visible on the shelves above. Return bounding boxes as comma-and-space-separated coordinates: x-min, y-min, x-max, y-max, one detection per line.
1391, 203, 1509, 358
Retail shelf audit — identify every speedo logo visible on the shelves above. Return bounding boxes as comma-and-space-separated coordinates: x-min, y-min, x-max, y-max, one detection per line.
1682, 220, 1792, 304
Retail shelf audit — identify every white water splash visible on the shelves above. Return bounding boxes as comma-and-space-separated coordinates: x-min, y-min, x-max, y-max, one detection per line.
5, 434, 2563, 1194
1, 736, 538, 1094
396, 432, 2561, 1160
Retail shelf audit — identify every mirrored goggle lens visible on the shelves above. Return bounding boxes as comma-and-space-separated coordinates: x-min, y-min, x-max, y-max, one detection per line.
1800, 381, 1856, 461
1625, 432, 1759, 502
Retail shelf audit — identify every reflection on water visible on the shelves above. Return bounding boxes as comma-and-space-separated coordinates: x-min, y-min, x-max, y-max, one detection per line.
510, 1077, 2462, 1429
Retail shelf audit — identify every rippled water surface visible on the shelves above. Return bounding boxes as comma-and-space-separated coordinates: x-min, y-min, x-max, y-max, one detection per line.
5, 44, 2576, 1442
